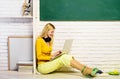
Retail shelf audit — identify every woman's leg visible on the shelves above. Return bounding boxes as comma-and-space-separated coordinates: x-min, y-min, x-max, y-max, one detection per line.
37, 54, 72, 74
70, 58, 93, 75
70, 58, 103, 76
37, 54, 102, 76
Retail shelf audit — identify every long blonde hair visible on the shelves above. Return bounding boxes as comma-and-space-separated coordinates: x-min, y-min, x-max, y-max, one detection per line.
40, 23, 55, 45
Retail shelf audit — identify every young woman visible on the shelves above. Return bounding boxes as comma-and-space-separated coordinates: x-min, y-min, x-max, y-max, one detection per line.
36, 23, 103, 77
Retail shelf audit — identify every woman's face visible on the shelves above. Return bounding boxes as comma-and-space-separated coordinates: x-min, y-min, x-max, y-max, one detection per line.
47, 29, 55, 38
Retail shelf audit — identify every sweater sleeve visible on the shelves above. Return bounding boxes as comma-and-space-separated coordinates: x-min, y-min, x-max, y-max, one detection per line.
36, 38, 51, 60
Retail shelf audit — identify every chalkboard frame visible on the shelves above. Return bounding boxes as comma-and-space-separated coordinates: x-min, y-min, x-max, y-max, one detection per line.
40, 0, 120, 21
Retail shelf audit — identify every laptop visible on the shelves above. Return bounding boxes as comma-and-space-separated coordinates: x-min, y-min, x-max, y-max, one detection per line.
50, 39, 73, 61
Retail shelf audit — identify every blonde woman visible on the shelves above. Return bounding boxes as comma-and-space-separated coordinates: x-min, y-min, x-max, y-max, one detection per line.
36, 23, 103, 77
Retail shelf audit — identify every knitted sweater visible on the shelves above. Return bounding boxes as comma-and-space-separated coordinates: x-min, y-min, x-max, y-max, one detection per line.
36, 37, 52, 64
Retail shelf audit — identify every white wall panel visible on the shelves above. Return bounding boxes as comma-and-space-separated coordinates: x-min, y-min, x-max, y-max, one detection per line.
0, 0, 33, 70
0, 0, 25, 17
0, 19, 32, 70
35, 22, 120, 72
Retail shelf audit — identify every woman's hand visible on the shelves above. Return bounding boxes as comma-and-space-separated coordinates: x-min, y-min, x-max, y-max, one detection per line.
51, 50, 62, 59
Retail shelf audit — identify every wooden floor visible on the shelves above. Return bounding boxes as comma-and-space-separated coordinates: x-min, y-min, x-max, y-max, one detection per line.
0, 71, 120, 79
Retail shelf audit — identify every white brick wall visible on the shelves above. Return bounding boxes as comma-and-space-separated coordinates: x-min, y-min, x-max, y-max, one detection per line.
34, 22, 120, 72
0, 0, 33, 70
0, 0, 32, 17
0, 19, 33, 70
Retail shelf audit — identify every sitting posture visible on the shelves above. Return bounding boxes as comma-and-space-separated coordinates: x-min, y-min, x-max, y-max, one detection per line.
36, 23, 103, 77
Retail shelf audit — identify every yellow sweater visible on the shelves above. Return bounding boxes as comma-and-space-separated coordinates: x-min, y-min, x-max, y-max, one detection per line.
36, 37, 52, 64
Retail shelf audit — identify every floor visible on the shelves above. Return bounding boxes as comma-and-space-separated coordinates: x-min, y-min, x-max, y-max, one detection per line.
0, 71, 120, 79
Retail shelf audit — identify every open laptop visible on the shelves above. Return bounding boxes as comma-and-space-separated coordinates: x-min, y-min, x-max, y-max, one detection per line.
50, 39, 73, 61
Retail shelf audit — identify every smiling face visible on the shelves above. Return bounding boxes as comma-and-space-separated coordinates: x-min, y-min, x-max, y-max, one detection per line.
47, 29, 55, 38
40, 23, 56, 39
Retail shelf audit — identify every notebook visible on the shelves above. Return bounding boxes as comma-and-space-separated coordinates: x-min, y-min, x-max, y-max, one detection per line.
50, 39, 73, 61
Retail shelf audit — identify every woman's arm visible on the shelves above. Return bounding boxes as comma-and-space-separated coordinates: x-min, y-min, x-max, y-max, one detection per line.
51, 50, 62, 59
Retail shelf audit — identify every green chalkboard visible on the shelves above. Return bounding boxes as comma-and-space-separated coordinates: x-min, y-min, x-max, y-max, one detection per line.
40, 0, 120, 21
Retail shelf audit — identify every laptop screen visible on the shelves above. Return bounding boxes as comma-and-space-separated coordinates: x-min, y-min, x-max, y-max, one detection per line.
62, 39, 73, 54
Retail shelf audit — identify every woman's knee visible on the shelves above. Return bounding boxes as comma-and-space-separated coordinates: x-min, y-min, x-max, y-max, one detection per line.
60, 54, 73, 66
